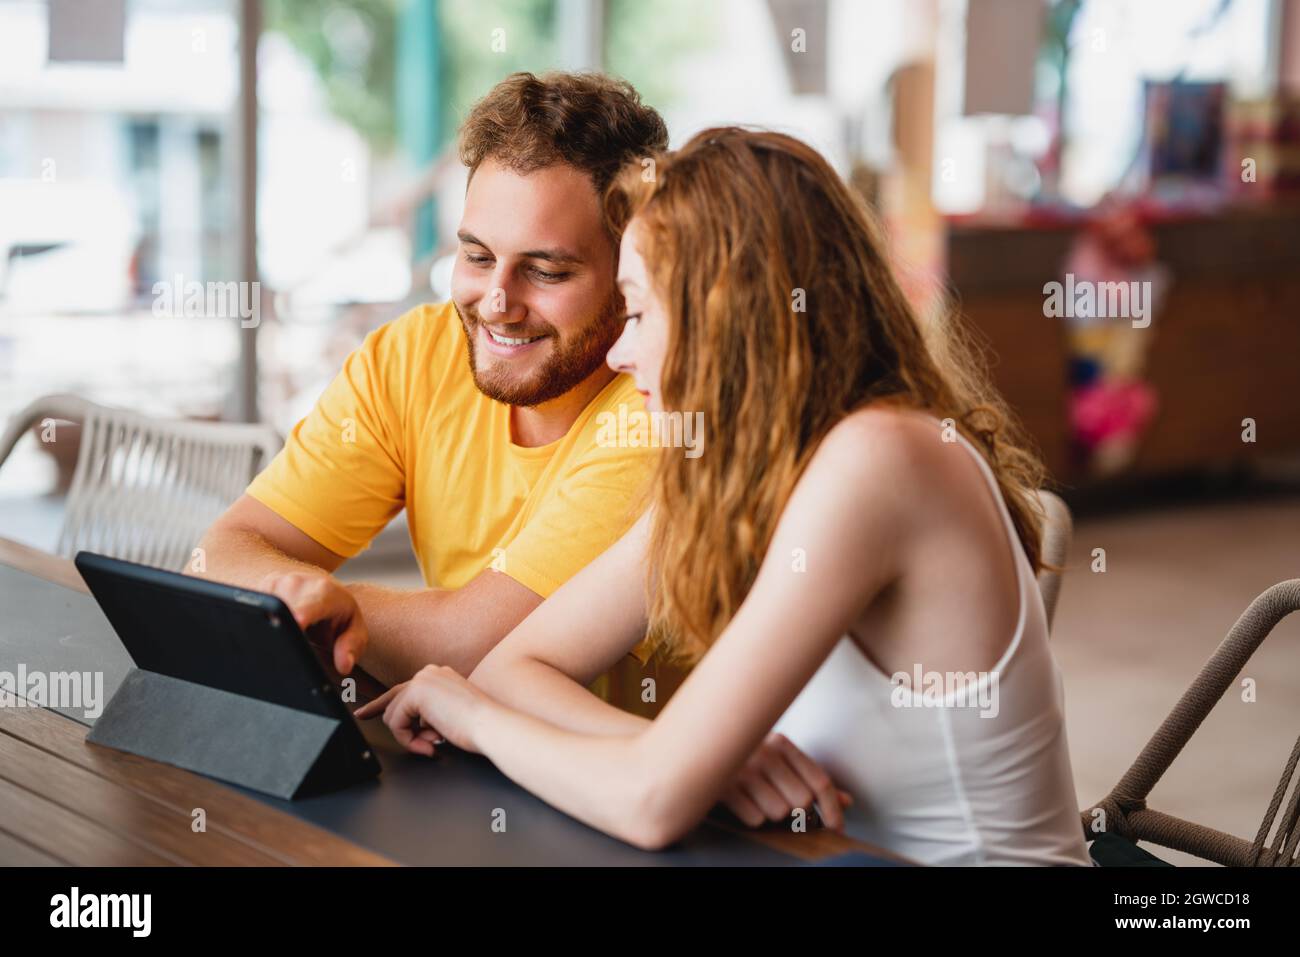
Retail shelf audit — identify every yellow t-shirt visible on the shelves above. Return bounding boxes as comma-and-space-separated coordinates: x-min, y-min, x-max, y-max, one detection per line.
247, 302, 655, 600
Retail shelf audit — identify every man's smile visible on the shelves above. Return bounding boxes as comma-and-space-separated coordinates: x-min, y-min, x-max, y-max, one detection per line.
478, 323, 551, 357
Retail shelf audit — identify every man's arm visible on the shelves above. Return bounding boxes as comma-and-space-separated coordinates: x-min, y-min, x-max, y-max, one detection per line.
195, 494, 347, 583
193, 494, 544, 685
347, 572, 542, 686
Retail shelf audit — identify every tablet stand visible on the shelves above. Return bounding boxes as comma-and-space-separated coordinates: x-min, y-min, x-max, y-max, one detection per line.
87, 668, 381, 800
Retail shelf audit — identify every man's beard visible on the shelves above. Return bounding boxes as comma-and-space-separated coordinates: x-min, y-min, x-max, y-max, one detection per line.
456, 295, 623, 408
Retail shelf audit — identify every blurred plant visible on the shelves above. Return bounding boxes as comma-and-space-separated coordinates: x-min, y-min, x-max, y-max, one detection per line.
439, 0, 558, 141
266, 0, 401, 150
604, 0, 717, 115
441, 0, 716, 137
1034, 0, 1082, 199
1039, 0, 1082, 117
267, 0, 717, 153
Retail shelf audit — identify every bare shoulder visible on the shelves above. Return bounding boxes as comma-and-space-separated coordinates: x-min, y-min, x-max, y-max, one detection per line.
823, 402, 1035, 562
803, 405, 953, 493
793, 404, 997, 546
772, 406, 942, 554
751, 406, 954, 615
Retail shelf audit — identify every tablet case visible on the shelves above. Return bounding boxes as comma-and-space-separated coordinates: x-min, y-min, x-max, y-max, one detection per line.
74, 552, 381, 800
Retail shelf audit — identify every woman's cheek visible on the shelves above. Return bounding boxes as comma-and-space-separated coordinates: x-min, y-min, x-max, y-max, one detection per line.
648, 333, 668, 397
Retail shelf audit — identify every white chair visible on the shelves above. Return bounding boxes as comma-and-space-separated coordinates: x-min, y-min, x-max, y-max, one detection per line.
1035, 489, 1073, 632
0, 394, 280, 571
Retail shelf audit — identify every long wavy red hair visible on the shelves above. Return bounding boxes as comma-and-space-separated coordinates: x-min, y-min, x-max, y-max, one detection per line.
604, 128, 1048, 664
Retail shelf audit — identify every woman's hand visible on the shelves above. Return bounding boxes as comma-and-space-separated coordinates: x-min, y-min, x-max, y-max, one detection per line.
353, 664, 491, 755
721, 732, 853, 831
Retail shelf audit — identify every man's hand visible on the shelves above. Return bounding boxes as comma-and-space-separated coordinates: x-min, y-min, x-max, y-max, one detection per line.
721, 732, 852, 831
258, 570, 368, 676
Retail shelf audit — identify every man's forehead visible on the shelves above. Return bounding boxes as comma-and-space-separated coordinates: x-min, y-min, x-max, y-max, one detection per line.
461, 158, 605, 257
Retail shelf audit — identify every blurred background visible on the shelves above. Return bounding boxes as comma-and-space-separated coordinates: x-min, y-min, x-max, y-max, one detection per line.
1, 0, 1298, 865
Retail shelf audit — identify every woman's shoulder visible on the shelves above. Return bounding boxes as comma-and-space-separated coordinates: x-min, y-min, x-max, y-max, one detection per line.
795, 403, 995, 541
750, 406, 952, 625
774, 406, 940, 552
808, 404, 955, 489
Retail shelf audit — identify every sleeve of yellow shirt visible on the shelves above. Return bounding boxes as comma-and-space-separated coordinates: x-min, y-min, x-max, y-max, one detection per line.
246, 313, 413, 557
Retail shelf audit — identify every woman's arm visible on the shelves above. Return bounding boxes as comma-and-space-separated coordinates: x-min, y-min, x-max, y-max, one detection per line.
468, 511, 654, 736
467, 509, 855, 828
359, 414, 912, 848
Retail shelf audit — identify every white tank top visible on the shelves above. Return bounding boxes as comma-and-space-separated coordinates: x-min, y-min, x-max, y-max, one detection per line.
772, 418, 1091, 866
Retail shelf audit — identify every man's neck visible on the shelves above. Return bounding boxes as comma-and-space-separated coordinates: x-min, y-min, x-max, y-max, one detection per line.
510, 366, 619, 448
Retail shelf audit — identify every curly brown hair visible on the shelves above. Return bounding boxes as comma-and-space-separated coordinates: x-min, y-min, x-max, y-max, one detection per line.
459, 71, 668, 199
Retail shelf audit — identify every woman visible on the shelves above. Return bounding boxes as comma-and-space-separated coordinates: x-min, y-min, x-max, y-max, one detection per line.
356, 128, 1092, 866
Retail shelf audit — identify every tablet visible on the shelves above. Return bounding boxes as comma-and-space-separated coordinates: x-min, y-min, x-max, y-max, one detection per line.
74, 550, 381, 798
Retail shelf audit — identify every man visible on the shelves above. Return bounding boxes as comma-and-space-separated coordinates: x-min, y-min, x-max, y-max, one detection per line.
195, 72, 664, 688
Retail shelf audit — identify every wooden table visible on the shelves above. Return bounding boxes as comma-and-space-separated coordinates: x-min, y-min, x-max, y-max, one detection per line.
0, 537, 905, 867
